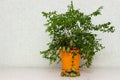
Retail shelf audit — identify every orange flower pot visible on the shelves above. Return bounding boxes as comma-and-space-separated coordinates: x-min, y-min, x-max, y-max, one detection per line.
60, 49, 80, 76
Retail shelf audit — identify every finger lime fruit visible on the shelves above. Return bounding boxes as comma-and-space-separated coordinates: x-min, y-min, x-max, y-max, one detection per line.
70, 72, 76, 77
76, 72, 80, 76
70, 40, 73, 47
61, 72, 65, 77
65, 72, 70, 77
66, 47, 70, 52
71, 68, 77, 73
62, 46, 65, 51
66, 69, 72, 73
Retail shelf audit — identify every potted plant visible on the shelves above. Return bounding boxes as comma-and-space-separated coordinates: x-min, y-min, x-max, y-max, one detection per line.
40, 1, 115, 77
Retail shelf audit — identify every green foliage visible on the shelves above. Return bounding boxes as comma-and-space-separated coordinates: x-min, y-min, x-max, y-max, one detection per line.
40, 1, 115, 68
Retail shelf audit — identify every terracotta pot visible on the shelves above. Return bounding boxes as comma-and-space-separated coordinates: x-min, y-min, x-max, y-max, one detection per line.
60, 49, 80, 76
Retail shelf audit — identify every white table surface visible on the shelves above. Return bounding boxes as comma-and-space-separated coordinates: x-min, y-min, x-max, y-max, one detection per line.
0, 67, 120, 80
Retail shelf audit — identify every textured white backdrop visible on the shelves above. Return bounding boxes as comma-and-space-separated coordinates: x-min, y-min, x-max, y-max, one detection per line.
0, 0, 120, 68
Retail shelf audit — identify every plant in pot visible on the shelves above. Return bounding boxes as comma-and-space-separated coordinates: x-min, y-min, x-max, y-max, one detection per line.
40, 1, 115, 77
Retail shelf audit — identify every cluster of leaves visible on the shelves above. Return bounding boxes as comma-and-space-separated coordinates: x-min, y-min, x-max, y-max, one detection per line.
40, 1, 115, 68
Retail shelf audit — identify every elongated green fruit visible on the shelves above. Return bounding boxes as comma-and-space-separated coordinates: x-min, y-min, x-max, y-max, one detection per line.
65, 72, 70, 76
61, 72, 65, 76
62, 46, 65, 51
76, 72, 80, 76
71, 68, 77, 73
70, 40, 73, 47
70, 73, 76, 77
67, 47, 70, 52
66, 69, 72, 73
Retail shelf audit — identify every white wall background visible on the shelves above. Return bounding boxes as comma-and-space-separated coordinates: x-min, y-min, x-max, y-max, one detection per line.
0, 0, 120, 68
